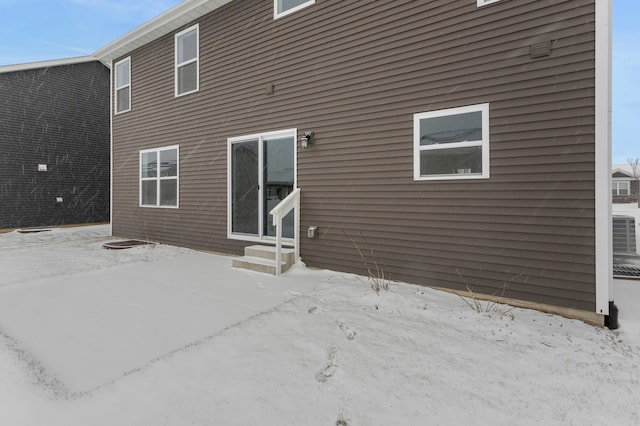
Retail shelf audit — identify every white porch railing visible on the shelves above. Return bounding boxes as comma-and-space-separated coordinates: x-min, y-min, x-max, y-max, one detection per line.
270, 188, 300, 276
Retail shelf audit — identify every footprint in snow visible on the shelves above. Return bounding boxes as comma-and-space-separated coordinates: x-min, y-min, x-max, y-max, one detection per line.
337, 320, 357, 340
315, 345, 338, 383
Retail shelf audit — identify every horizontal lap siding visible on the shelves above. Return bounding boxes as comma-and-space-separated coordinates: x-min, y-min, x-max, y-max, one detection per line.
1, 62, 110, 229
112, 0, 597, 311
297, 0, 596, 311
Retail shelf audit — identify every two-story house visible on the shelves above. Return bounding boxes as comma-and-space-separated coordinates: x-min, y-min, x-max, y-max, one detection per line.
612, 164, 640, 270
94, 0, 614, 326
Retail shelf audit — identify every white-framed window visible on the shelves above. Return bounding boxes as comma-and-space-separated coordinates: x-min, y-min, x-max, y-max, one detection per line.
477, 0, 503, 6
175, 24, 199, 97
140, 145, 179, 208
413, 103, 490, 181
274, 0, 315, 19
115, 57, 131, 114
612, 180, 630, 196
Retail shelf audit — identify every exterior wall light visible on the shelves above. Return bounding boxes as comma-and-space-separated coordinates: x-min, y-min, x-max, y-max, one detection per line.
300, 131, 314, 149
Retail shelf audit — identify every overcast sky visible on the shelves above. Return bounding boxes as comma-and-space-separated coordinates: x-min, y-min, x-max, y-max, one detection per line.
0, 0, 636, 163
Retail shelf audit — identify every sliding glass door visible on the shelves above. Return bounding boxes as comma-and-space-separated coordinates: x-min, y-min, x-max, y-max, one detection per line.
229, 129, 296, 240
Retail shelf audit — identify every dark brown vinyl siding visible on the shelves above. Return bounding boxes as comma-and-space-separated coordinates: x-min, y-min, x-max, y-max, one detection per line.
112, 0, 597, 311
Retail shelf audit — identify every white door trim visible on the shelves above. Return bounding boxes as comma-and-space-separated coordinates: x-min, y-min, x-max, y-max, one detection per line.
227, 128, 297, 244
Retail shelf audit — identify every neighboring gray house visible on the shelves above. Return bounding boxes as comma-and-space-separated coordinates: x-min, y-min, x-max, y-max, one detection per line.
612, 164, 640, 276
612, 164, 639, 204
0, 57, 110, 229
93, 0, 614, 326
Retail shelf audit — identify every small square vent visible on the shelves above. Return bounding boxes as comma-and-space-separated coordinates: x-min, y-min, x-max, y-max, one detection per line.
530, 40, 552, 59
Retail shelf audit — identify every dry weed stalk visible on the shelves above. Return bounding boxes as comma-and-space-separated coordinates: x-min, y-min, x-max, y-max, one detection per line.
456, 270, 520, 319
346, 232, 389, 294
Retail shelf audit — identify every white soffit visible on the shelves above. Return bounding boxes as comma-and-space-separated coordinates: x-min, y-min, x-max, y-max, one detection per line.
0, 56, 97, 74
93, 0, 233, 66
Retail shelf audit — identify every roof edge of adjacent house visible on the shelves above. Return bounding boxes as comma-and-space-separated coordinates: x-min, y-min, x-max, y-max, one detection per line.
612, 165, 635, 177
0, 56, 98, 74
612, 169, 633, 178
93, 0, 233, 66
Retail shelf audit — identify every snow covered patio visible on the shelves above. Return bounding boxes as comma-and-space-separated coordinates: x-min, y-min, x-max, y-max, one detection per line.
0, 225, 321, 394
1, 225, 640, 425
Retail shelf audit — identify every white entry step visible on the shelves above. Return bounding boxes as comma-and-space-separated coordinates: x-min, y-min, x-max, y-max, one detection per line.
232, 245, 295, 275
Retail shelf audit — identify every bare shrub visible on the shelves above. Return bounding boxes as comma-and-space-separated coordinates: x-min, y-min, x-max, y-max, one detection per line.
345, 232, 389, 294
456, 270, 520, 320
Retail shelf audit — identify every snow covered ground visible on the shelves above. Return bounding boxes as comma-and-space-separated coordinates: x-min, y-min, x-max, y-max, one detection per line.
1, 225, 639, 425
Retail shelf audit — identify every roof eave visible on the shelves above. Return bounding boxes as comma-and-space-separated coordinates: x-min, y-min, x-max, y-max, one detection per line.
612, 168, 634, 178
93, 0, 233, 66
0, 56, 98, 74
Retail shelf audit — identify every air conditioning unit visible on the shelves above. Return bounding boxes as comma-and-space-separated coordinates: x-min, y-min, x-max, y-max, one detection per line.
613, 215, 637, 254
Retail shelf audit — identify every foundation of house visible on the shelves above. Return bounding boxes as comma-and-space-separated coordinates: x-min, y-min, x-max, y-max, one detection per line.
430, 285, 606, 328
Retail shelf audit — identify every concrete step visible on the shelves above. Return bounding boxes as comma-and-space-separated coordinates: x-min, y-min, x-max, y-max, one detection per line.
244, 245, 295, 264
232, 255, 292, 275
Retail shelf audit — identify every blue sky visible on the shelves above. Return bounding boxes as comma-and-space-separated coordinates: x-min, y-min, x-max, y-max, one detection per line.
0, 0, 637, 164
612, 0, 639, 164
0, 0, 182, 64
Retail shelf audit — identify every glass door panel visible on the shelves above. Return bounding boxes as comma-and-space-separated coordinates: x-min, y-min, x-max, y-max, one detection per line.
231, 140, 259, 235
263, 136, 295, 238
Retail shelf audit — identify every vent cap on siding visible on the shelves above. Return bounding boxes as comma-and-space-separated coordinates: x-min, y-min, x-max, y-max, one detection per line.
530, 40, 552, 59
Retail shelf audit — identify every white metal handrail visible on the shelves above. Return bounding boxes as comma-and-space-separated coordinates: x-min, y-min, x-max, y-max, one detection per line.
269, 188, 300, 276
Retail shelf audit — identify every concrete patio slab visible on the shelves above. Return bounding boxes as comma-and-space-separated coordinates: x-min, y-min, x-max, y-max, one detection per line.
0, 249, 322, 394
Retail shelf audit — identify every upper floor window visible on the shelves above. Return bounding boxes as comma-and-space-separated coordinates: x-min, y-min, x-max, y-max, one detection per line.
612, 180, 630, 196
274, 0, 315, 19
175, 24, 199, 97
115, 57, 131, 114
140, 145, 179, 208
413, 103, 490, 181
477, 0, 503, 6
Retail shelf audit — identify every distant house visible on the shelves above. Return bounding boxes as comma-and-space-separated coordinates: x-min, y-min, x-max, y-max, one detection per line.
611, 164, 640, 270
94, 0, 614, 326
612, 164, 639, 204
0, 57, 110, 229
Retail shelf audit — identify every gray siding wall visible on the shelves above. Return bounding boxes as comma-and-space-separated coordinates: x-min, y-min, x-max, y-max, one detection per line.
112, 0, 597, 311
1, 61, 110, 229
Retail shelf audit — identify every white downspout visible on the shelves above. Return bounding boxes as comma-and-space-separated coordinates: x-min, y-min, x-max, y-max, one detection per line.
595, 0, 613, 317
109, 60, 114, 237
